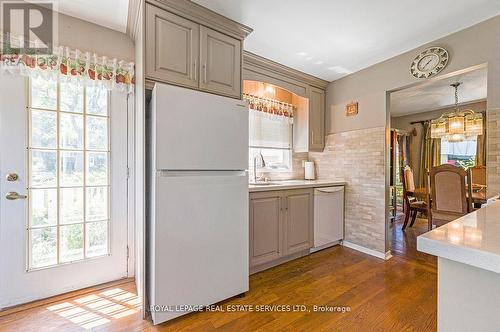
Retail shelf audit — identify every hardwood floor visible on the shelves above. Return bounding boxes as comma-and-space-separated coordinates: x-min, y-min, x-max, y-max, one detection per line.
0, 216, 437, 331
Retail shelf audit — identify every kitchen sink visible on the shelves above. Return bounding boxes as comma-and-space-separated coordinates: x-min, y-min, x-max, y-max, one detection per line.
249, 181, 279, 186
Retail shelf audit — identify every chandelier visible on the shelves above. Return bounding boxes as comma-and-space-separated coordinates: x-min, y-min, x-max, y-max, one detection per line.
430, 82, 483, 142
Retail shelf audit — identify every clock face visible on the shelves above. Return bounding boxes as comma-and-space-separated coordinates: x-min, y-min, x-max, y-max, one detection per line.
410, 47, 449, 79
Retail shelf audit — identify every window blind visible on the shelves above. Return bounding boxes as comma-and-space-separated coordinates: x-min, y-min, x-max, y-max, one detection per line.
249, 109, 293, 149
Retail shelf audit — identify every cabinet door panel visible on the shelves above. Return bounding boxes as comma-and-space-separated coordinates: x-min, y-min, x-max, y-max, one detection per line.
308, 87, 325, 151
146, 4, 199, 88
249, 192, 282, 267
284, 189, 313, 254
200, 26, 241, 98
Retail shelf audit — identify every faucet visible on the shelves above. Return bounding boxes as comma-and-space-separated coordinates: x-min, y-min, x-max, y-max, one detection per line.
253, 152, 266, 183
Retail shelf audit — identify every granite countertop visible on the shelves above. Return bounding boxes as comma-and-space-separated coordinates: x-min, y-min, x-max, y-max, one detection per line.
417, 200, 500, 274
248, 179, 346, 192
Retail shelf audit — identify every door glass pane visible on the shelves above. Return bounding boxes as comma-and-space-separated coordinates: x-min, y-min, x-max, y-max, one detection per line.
86, 221, 108, 257
86, 116, 108, 150
86, 86, 108, 115
86, 187, 108, 221
31, 76, 57, 110
60, 224, 84, 262
60, 113, 83, 149
60, 78, 83, 113
60, 151, 83, 186
86, 152, 108, 185
30, 227, 57, 268
28, 77, 111, 269
30, 189, 57, 227
31, 150, 57, 187
31, 110, 56, 148
60, 187, 83, 224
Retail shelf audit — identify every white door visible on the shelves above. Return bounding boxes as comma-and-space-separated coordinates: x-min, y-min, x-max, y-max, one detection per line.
0, 75, 129, 308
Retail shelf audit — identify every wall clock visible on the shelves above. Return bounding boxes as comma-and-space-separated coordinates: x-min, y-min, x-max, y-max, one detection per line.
410, 47, 449, 79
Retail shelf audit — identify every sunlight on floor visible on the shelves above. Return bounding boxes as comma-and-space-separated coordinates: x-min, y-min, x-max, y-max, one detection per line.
46, 288, 141, 330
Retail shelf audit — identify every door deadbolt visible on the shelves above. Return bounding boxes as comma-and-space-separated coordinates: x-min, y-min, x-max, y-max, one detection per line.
6, 173, 19, 182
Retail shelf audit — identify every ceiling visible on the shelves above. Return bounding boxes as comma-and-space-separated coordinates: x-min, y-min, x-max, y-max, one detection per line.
390, 67, 487, 117
57, 0, 130, 33
193, 0, 500, 81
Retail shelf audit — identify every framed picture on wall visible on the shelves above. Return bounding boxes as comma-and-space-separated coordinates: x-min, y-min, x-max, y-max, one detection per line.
346, 102, 358, 116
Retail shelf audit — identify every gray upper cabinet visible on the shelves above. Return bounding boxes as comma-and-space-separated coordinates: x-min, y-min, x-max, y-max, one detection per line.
145, 2, 250, 99
146, 4, 199, 88
308, 86, 325, 151
284, 189, 313, 255
200, 26, 241, 98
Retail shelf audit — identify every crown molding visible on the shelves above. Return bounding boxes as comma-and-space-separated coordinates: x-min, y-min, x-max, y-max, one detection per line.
144, 0, 252, 40
243, 51, 329, 90
127, 0, 142, 39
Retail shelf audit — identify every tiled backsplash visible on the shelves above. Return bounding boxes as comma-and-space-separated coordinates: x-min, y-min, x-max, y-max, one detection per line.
488, 108, 500, 196
309, 127, 386, 254
250, 152, 309, 181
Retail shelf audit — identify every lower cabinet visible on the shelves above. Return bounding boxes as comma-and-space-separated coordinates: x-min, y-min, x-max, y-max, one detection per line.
284, 189, 313, 255
249, 191, 282, 267
249, 188, 313, 272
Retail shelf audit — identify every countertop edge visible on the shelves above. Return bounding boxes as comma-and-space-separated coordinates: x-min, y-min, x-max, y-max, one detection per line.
417, 235, 500, 274
248, 181, 346, 192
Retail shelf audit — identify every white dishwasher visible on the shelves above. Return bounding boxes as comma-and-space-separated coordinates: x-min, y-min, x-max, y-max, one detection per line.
311, 186, 345, 252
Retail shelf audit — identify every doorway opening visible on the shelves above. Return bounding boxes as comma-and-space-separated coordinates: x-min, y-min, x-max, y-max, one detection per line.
387, 64, 488, 254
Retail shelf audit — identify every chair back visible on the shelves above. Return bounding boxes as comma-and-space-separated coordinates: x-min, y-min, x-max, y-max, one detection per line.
429, 164, 470, 220
403, 167, 415, 193
470, 166, 486, 186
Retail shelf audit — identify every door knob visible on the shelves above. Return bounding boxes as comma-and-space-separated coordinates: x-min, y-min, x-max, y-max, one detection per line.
5, 192, 27, 200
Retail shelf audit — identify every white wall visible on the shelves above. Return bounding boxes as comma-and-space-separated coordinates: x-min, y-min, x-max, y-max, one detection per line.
57, 13, 134, 61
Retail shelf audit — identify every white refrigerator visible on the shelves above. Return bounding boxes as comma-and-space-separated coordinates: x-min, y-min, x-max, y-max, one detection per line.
148, 84, 249, 324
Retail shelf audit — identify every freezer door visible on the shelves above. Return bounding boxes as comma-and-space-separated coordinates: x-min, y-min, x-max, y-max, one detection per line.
150, 171, 249, 324
152, 83, 248, 170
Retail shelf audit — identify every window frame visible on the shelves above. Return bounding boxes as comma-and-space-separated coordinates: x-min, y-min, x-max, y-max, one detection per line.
26, 77, 112, 271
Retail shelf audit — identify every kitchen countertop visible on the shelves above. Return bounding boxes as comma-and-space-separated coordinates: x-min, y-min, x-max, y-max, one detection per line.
417, 199, 500, 274
249, 179, 346, 192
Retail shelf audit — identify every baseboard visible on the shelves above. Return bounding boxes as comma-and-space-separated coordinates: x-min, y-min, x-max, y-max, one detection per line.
250, 250, 310, 275
342, 241, 391, 260
309, 240, 341, 253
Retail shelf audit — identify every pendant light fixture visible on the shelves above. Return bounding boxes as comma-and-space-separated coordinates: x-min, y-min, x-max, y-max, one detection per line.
430, 82, 483, 142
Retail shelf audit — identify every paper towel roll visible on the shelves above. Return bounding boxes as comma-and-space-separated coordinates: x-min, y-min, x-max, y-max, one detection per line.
304, 161, 315, 180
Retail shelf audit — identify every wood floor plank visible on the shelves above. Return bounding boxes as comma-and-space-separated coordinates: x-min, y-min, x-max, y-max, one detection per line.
0, 216, 437, 331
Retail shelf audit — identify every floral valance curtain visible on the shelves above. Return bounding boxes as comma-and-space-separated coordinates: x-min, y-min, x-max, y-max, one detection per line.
0, 35, 135, 93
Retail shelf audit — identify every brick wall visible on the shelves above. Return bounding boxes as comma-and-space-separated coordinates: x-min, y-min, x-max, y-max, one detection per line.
488, 108, 500, 195
309, 127, 386, 253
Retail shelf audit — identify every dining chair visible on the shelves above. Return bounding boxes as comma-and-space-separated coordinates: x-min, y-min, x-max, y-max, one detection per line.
470, 165, 486, 186
401, 166, 428, 230
428, 164, 472, 231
